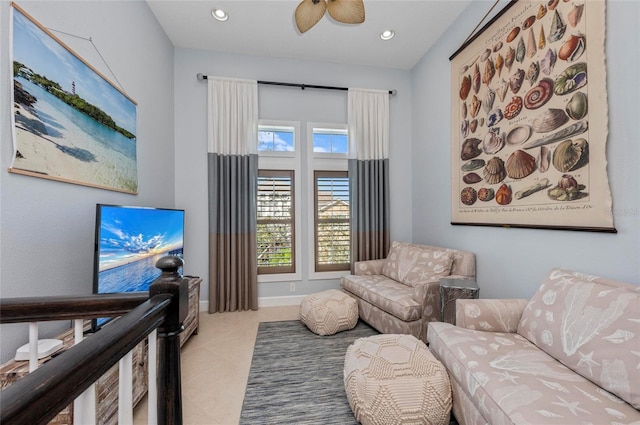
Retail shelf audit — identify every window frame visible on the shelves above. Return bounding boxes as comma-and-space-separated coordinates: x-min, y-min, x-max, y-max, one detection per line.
257, 120, 302, 283
306, 122, 351, 281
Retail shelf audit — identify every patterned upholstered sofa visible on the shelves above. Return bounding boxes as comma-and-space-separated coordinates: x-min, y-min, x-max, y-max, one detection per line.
340, 241, 476, 341
427, 268, 640, 425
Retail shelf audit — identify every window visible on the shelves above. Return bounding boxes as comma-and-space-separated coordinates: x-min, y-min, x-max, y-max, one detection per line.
257, 170, 295, 274
313, 128, 348, 154
258, 127, 294, 153
314, 170, 350, 272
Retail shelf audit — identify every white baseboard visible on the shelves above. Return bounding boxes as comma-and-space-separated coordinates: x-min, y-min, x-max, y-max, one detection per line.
198, 295, 304, 312
258, 295, 305, 307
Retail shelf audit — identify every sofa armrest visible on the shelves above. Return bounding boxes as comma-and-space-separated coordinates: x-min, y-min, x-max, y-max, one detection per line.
412, 281, 441, 321
354, 259, 386, 276
455, 299, 529, 332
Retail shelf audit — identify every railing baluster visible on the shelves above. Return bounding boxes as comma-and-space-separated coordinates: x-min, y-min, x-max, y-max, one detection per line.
148, 329, 158, 425
119, 351, 134, 424
28, 322, 38, 372
73, 319, 96, 425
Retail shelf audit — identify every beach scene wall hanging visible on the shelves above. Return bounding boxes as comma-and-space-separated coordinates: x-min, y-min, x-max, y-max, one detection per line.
9, 3, 138, 194
449, 0, 615, 232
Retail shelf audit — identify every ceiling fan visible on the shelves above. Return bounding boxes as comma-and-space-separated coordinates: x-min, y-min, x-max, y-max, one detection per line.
295, 0, 365, 34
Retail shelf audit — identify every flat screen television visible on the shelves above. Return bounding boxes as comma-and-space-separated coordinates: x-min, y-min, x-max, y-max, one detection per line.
92, 204, 185, 330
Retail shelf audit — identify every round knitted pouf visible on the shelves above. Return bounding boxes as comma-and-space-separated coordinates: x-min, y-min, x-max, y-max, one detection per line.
300, 289, 358, 336
344, 334, 452, 425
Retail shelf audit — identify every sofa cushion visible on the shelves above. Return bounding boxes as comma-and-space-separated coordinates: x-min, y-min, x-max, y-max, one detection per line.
428, 322, 640, 424
381, 241, 454, 287
517, 268, 640, 409
341, 275, 421, 321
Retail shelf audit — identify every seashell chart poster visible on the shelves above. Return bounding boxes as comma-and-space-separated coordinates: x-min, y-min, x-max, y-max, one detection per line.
450, 0, 615, 232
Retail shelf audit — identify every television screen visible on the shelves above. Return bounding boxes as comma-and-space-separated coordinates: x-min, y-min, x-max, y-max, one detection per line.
93, 203, 185, 302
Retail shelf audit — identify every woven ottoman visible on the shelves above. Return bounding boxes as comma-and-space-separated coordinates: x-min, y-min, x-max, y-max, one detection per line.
300, 289, 358, 336
344, 334, 452, 425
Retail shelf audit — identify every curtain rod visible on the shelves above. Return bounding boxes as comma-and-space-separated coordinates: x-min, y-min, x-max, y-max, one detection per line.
196, 73, 396, 95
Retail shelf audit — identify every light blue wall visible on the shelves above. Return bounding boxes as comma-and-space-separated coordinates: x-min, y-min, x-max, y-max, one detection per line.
173, 49, 414, 305
0, 1, 175, 363
411, 0, 640, 299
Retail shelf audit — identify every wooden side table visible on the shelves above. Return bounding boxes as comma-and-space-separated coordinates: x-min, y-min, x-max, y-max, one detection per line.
439, 277, 479, 324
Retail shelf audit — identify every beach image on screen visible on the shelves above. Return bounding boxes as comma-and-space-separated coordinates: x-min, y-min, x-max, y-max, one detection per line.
97, 207, 184, 293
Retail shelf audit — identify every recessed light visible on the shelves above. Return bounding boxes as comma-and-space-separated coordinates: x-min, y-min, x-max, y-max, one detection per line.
211, 8, 228, 22
380, 30, 395, 41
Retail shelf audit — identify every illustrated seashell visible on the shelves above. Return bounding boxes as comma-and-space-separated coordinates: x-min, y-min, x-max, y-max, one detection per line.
548, 174, 587, 201
515, 178, 550, 200
522, 16, 536, 30
538, 25, 546, 50
558, 35, 585, 62
541, 48, 557, 75
524, 78, 553, 110
516, 37, 526, 63
506, 26, 520, 43
565, 91, 588, 120
461, 138, 482, 160
469, 95, 481, 118
525, 61, 540, 87
548, 9, 566, 43
460, 187, 477, 205
463, 172, 482, 184
507, 125, 532, 145
479, 118, 485, 127
504, 96, 523, 120
537, 146, 550, 172
537, 4, 547, 19
483, 157, 506, 184
461, 120, 469, 138
531, 108, 569, 133
547, 0, 559, 11
483, 89, 495, 115
483, 127, 505, 154
462, 158, 485, 172
493, 41, 503, 52
483, 57, 495, 86
487, 108, 503, 127
459, 75, 471, 100
495, 54, 504, 77
554, 62, 587, 95
480, 48, 491, 62
568, 4, 584, 27
510, 69, 525, 94
526, 28, 537, 58
495, 78, 509, 102
472, 63, 481, 94
505, 46, 515, 71
552, 138, 589, 172
496, 184, 512, 205
506, 150, 536, 179
461, 101, 467, 119
470, 119, 478, 133
478, 187, 495, 202
523, 120, 588, 149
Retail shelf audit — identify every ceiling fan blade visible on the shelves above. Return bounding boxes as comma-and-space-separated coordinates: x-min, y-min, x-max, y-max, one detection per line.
326, 0, 365, 25
295, 0, 327, 33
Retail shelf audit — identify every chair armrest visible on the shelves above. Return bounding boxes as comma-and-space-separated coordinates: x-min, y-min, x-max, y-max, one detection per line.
354, 259, 386, 276
412, 281, 441, 321
455, 299, 529, 332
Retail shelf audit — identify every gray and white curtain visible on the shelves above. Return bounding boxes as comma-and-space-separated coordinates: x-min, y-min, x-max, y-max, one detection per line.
207, 77, 258, 312
348, 88, 390, 269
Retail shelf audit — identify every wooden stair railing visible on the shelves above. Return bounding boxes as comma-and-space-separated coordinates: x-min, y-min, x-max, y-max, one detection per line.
0, 256, 188, 425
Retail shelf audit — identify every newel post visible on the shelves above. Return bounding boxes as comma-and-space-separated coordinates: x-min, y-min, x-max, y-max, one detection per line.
150, 256, 188, 425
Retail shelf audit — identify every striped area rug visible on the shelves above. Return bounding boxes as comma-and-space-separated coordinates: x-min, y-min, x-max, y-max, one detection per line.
239, 319, 378, 424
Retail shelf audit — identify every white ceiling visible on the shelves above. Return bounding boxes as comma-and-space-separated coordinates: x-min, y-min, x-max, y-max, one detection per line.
146, 0, 472, 70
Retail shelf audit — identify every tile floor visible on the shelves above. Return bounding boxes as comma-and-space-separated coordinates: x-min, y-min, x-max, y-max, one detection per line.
133, 305, 300, 425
